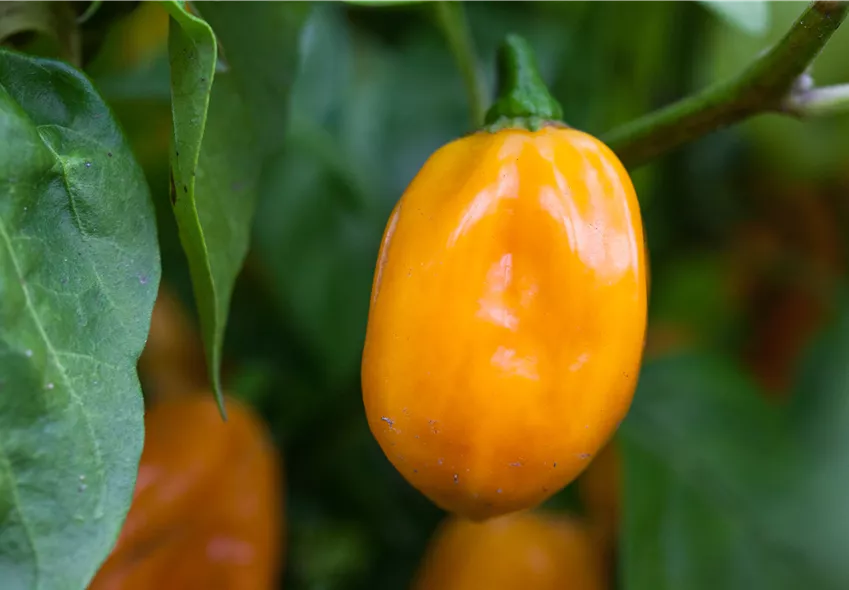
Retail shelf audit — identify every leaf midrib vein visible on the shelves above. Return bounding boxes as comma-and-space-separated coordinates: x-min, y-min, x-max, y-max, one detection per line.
0, 213, 106, 585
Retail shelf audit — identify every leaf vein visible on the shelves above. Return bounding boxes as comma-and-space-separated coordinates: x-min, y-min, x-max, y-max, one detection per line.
36, 130, 89, 239
0, 449, 40, 587
0, 214, 107, 535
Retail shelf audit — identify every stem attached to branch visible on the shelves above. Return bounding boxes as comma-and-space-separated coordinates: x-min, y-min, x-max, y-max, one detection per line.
603, 0, 849, 169
783, 83, 849, 118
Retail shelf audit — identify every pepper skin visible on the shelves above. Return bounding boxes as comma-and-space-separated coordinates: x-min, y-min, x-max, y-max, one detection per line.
88, 395, 283, 590
362, 126, 647, 520
414, 511, 606, 590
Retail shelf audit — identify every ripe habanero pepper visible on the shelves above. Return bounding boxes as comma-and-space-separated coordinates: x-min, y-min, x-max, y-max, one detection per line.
414, 511, 606, 590
89, 394, 283, 590
361, 35, 647, 520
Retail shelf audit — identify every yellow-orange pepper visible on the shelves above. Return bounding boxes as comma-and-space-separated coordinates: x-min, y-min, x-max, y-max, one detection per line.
414, 511, 607, 590
89, 395, 283, 589
362, 36, 646, 520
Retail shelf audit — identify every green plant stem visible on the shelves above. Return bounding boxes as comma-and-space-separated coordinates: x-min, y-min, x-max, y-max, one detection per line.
604, 0, 849, 169
483, 34, 563, 131
433, 1, 486, 127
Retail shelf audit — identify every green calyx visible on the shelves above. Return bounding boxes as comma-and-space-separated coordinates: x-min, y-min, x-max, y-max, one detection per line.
483, 34, 564, 132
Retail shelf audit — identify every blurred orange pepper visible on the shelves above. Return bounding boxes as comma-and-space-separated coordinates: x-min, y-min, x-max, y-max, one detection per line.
414, 511, 607, 590
89, 395, 284, 590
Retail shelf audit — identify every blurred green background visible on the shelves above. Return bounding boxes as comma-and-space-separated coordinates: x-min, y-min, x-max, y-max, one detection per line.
75, 1, 849, 588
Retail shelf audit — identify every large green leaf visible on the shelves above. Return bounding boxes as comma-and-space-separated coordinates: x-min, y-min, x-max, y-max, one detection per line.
0, 50, 158, 588
620, 305, 849, 590
163, 2, 308, 412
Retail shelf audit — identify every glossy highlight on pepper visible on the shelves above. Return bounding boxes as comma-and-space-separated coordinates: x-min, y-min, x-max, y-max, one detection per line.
361, 125, 647, 520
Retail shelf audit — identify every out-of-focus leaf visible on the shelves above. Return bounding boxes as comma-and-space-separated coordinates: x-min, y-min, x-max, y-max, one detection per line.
75, 0, 104, 25
254, 131, 382, 385
621, 300, 849, 589
90, 53, 170, 103
0, 50, 158, 588
290, 522, 371, 589
620, 356, 796, 590
194, 2, 311, 158
85, 1, 171, 101
649, 254, 740, 346
0, 1, 80, 63
77, 0, 142, 66
344, 0, 425, 6
253, 6, 376, 384
254, 4, 468, 383
290, 6, 352, 125
699, 0, 770, 36
163, 2, 307, 414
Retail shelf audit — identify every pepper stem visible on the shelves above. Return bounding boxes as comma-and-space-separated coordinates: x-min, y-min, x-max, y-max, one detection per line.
483, 34, 564, 132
